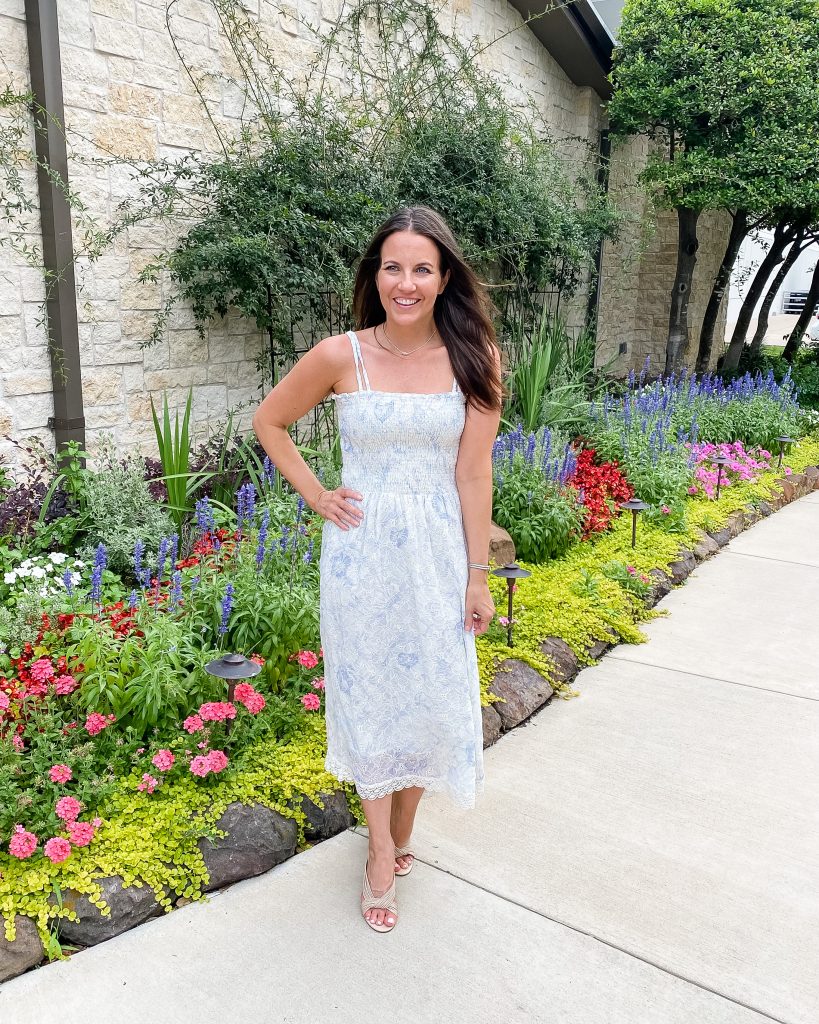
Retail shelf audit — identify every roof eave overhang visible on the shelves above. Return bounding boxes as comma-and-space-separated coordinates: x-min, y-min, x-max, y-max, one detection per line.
506, 0, 614, 100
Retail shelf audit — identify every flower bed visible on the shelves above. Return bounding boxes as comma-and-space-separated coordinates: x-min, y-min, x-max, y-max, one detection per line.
1, 366, 817, 978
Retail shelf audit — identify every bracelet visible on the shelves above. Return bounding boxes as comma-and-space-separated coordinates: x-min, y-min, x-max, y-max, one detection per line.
468, 562, 491, 571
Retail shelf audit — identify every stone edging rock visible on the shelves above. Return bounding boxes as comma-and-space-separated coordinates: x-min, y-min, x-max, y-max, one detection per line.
3, 468, 817, 982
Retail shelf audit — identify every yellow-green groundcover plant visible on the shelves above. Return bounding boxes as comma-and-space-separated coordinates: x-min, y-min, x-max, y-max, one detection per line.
3, 434, 819, 951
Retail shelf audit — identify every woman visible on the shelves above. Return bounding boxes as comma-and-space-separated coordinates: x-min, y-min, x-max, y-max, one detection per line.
252, 206, 502, 933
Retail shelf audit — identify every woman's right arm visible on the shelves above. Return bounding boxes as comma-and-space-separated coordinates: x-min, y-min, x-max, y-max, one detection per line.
251, 335, 364, 532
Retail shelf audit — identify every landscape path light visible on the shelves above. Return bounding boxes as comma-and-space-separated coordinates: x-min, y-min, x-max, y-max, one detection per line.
204, 652, 262, 736
776, 436, 795, 471
710, 454, 732, 500
491, 562, 531, 648
620, 498, 649, 548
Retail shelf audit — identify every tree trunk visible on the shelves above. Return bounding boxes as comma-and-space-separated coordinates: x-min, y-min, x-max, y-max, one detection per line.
696, 210, 748, 373
783, 255, 819, 363
748, 230, 810, 356
722, 220, 795, 370
666, 207, 700, 374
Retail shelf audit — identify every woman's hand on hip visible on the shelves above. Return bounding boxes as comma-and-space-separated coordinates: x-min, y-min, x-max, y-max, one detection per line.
464, 580, 495, 635
313, 487, 364, 530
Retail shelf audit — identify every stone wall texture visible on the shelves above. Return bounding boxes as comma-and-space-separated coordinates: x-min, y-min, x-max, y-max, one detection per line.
0, 0, 728, 465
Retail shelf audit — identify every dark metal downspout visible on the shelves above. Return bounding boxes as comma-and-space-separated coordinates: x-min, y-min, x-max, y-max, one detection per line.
24, 0, 85, 453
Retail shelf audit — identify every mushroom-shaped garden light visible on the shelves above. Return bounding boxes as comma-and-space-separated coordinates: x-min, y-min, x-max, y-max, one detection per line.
620, 498, 649, 549
491, 562, 531, 648
204, 652, 262, 735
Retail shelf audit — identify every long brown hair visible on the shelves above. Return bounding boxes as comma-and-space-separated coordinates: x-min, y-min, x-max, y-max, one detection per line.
352, 206, 503, 411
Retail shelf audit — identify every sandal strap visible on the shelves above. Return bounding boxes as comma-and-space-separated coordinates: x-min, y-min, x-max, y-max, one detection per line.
362, 865, 398, 914
394, 845, 414, 858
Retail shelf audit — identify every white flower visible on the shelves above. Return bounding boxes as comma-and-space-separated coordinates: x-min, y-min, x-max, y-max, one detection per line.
20, 560, 32, 569
30, 566, 47, 579
70, 572, 81, 585
16, 567, 31, 578
73, 560, 84, 568
3, 572, 17, 585
49, 552, 69, 564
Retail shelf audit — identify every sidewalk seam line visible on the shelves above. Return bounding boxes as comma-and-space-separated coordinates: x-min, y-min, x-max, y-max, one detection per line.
721, 550, 819, 570
603, 656, 819, 703
347, 831, 789, 1024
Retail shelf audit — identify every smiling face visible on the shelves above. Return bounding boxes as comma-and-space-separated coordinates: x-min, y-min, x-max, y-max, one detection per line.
376, 230, 450, 329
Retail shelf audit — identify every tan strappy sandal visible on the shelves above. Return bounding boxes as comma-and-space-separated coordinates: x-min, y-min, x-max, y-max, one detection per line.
394, 844, 416, 877
361, 861, 398, 933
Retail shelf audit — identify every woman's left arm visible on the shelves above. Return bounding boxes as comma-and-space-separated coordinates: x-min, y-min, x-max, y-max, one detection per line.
455, 353, 502, 636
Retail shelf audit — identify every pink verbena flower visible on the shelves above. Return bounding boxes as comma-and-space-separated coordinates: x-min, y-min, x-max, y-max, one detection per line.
250, 654, 265, 666
11, 734, 24, 752
189, 755, 211, 777
243, 691, 266, 714
53, 674, 78, 695
152, 749, 175, 772
234, 683, 255, 703
207, 750, 228, 773
311, 676, 325, 691
136, 773, 158, 794
67, 821, 96, 847
0, 693, 10, 711
8, 825, 38, 859
498, 616, 509, 627
49, 764, 72, 784
44, 837, 72, 864
198, 701, 237, 722
85, 712, 115, 736
55, 796, 82, 822
182, 714, 204, 734
29, 658, 55, 684
295, 650, 319, 669
300, 692, 320, 711
661, 505, 670, 515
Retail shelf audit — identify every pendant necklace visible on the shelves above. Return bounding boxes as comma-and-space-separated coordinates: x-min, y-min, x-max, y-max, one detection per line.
377, 323, 437, 358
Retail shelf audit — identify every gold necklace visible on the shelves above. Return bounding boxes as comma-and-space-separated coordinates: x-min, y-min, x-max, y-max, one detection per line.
377, 322, 437, 358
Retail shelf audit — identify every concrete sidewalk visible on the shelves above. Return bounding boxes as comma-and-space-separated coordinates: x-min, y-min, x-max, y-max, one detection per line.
4, 496, 818, 1024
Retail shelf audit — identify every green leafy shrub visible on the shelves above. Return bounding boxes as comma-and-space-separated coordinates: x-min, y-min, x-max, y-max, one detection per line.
78, 437, 174, 581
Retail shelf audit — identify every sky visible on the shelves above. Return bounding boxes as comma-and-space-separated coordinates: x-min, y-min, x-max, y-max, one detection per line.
588, 0, 625, 38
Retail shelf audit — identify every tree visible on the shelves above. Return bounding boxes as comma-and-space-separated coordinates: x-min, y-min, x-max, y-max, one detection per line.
609, 0, 819, 373
783, 257, 819, 362
747, 228, 813, 356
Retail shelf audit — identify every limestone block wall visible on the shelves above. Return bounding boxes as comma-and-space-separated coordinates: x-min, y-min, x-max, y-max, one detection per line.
0, 0, 610, 466
597, 136, 731, 373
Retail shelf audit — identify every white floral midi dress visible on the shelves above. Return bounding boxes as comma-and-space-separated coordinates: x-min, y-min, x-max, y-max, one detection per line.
319, 330, 485, 809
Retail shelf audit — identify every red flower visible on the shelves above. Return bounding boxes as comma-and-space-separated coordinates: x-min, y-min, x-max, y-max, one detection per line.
569, 449, 634, 538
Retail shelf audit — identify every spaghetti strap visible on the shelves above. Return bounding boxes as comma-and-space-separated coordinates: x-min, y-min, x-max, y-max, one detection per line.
451, 376, 460, 394
346, 330, 371, 392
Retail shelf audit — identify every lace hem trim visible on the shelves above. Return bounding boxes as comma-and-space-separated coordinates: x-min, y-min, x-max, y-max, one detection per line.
325, 757, 484, 810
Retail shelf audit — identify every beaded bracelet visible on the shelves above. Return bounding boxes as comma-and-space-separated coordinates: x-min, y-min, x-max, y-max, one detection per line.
468, 562, 491, 571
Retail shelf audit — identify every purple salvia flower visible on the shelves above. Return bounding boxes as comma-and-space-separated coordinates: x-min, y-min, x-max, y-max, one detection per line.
128, 589, 138, 609
170, 571, 182, 609
256, 510, 270, 568
62, 568, 74, 597
303, 539, 314, 564
90, 542, 107, 604
219, 582, 234, 636
295, 495, 305, 523
195, 497, 215, 535
279, 524, 290, 553
263, 456, 277, 489
168, 534, 179, 572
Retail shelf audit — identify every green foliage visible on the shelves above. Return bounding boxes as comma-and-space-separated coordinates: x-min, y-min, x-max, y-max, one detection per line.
503, 313, 603, 434
610, 0, 819, 217
493, 463, 584, 563
150, 390, 201, 532
76, 439, 174, 581
122, 0, 617, 373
